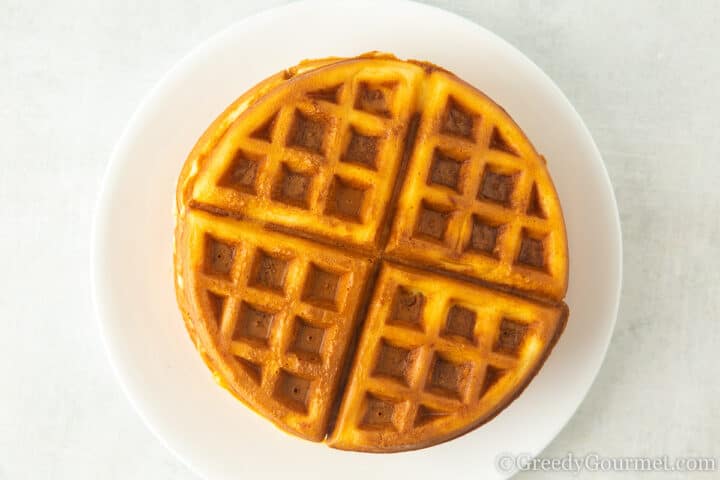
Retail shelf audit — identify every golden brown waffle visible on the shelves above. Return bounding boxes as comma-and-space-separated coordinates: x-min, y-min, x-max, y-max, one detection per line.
175, 210, 372, 441
327, 263, 566, 451
174, 53, 569, 452
385, 70, 568, 301
181, 56, 424, 250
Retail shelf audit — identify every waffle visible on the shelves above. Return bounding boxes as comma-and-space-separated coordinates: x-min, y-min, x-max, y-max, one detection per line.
385, 71, 568, 301
175, 53, 569, 452
175, 210, 372, 440
327, 263, 566, 451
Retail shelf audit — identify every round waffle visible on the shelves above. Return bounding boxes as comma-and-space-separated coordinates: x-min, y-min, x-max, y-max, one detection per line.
174, 53, 569, 452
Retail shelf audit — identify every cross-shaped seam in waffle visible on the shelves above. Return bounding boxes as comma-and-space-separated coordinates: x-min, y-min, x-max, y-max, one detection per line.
190, 61, 424, 249
175, 57, 570, 449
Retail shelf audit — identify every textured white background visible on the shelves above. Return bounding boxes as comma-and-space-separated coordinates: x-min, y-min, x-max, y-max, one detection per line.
2, 1, 719, 479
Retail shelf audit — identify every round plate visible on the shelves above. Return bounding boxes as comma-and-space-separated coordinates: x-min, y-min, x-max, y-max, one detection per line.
91, 1, 622, 478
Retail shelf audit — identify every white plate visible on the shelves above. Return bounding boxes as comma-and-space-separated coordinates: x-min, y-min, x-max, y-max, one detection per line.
91, 1, 622, 478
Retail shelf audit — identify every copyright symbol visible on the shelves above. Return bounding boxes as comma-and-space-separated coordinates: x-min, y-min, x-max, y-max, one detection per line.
496, 453, 515, 473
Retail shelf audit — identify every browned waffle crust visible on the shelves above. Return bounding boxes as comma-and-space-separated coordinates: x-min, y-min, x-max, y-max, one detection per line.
174, 53, 569, 452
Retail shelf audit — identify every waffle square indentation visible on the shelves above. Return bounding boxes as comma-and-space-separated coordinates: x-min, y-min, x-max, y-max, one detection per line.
493, 318, 529, 357
342, 127, 379, 169
424, 352, 470, 401
354, 82, 395, 118
204, 235, 236, 277
286, 110, 326, 155
516, 230, 546, 271
389, 287, 425, 330
440, 96, 476, 140
478, 166, 517, 207
325, 176, 368, 223
219, 150, 261, 194
467, 215, 503, 257
414, 201, 451, 243
372, 339, 418, 386
359, 393, 398, 431
289, 317, 327, 362
272, 164, 312, 209
428, 149, 464, 192
442, 305, 477, 344
273, 370, 312, 413
302, 264, 342, 311
233, 302, 275, 346
248, 250, 290, 293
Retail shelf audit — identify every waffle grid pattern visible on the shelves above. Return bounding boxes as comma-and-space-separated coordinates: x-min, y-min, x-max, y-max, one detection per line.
327, 264, 563, 449
385, 73, 567, 300
178, 57, 568, 449
186, 212, 370, 439
192, 62, 422, 248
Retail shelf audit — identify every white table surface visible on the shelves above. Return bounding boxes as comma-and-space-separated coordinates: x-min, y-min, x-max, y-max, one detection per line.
2, 1, 718, 479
